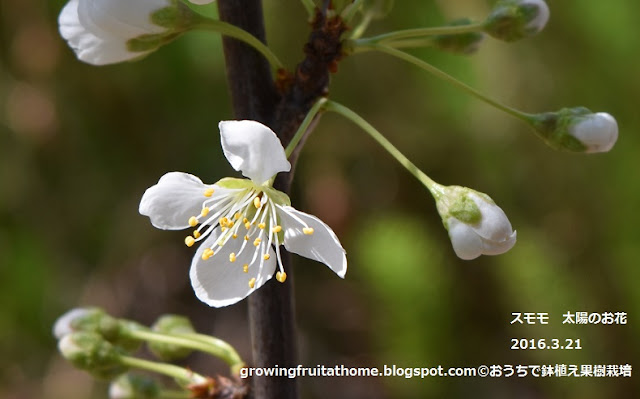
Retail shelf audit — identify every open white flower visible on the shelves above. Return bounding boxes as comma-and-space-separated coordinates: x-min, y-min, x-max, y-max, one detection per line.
140, 120, 347, 307
435, 186, 516, 260
58, 0, 181, 65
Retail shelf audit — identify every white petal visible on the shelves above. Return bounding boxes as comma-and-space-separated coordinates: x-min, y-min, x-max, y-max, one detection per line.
53, 308, 93, 339
278, 206, 347, 278
481, 231, 517, 256
447, 218, 483, 260
523, 0, 550, 34
469, 193, 514, 241
190, 230, 276, 307
570, 112, 618, 153
78, 0, 168, 39
139, 172, 211, 230
58, 0, 150, 65
219, 120, 291, 185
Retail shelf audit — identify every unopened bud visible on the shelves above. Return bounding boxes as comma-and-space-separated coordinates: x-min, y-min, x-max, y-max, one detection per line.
435, 185, 516, 260
58, 332, 127, 380
484, 0, 550, 42
109, 374, 160, 399
53, 307, 104, 339
148, 315, 196, 361
531, 107, 618, 153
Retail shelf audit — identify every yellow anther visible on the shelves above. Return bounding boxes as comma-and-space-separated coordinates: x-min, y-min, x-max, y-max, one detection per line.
303, 227, 314, 235
219, 217, 230, 227
185, 236, 195, 247
253, 238, 262, 247
193, 230, 201, 239
234, 212, 242, 220
188, 216, 198, 227
253, 197, 261, 209
204, 188, 214, 197
201, 248, 214, 260
276, 271, 287, 283
258, 222, 266, 230
244, 222, 251, 229
243, 218, 249, 224
227, 221, 235, 228
263, 254, 271, 260
244, 235, 250, 241
272, 225, 282, 233
221, 227, 227, 232
248, 278, 256, 289
232, 234, 238, 239
243, 264, 249, 273
229, 253, 237, 263
201, 207, 210, 217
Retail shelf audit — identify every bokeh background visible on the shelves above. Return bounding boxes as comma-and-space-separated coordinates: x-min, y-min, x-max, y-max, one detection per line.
1, 0, 638, 398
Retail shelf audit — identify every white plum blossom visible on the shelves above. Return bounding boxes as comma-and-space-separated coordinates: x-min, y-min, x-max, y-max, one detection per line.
140, 120, 347, 307
58, 0, 186, 65
435, 186, 516, 260
568, 112, 618, 153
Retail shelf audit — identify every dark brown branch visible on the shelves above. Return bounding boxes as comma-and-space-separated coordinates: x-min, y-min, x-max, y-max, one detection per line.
216, 3, 348, 399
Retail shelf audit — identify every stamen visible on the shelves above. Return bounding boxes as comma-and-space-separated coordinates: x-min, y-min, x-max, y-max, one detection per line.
303, 227, 315, 235
188, 216, 198, 227
263, 254, 270, 260
227, 221, 235, 228
243, 264, 249, 273
245, 222, 252, 229
229, 253, 237, 263
248, 278, 256, 289
253, 196, 261, 209
201, 248, 214, 260
201, 207, 210, 217
232, 234, 238, 239
272, 225, 282, 233
244, 235, 250, 241
254, 238, 262, 247
276, 271, 287, 283
185, 236, 195, 247
193, 230, 201, 239
258, 222, 266, 230
204, 188, 214, 197
234, 212, 242, 220
243, 218, 249, 224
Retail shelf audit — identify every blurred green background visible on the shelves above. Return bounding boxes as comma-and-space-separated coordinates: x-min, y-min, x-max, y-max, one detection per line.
1, 0, 638, 398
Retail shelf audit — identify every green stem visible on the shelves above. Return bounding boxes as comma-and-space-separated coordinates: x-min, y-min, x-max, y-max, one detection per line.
118, 355, 206, 386
341, 0, 365, 22
191, 17, 283, 69
367, 44, 533, 122
126, 329, 244, 375
354, 22, 485, 47
349, 11, 374, 39
324, 100, 445, 198
285, 97, 328, 157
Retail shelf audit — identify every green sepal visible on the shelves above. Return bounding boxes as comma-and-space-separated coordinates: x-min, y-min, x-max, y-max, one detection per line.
530, 107, 590, 152
263, 186, 291, 207
215, 177, 254, 190
484, 0, 545, 42
448, 194, 482, 225
148, 315, 195, 361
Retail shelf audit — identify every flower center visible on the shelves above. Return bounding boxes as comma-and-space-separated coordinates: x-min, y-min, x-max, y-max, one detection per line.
183, 184, 291, 289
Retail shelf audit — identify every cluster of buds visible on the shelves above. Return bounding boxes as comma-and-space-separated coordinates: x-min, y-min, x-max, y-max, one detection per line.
53, 308, 245, 398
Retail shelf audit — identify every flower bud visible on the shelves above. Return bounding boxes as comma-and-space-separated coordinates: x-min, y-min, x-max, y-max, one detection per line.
530, 107, 618, 153
433, 19, 485, 55
484, 0, 550, 42
58, 332, 128, 380
58, 0, 198, 65
147, 315, 196, 361
53, 307, 104, 339
109, 374, 160, 399
435, 186, 516, 260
